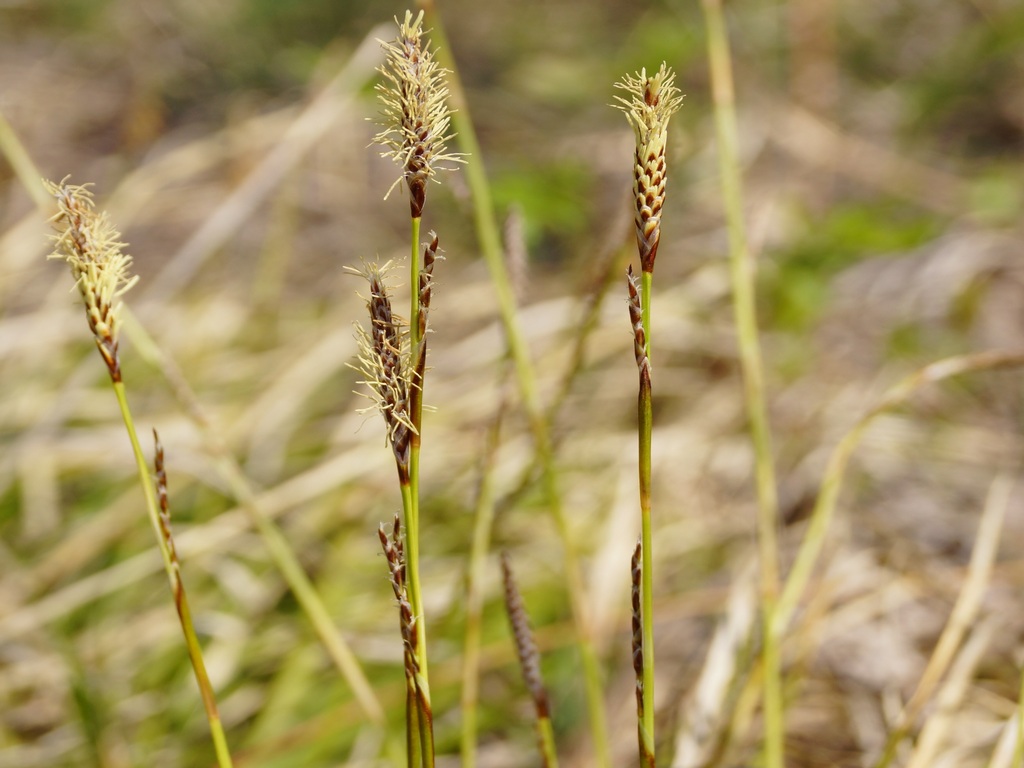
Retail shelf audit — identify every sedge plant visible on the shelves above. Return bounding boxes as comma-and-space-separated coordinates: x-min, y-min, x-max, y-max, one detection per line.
353, 10, 459, 765
44, 178, 234, 768
614, 62, 683, 768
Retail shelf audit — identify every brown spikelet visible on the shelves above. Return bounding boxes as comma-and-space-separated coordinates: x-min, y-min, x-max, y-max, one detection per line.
417, 232, 442, 340
350, 263, 414, 479
630, 540, 644, 720
626, 266, 650, 377
614, 64, 683, 274
501, 552, 550, 719
379, 515, 419, 673
374, 10, 463, 218
153, 430, 180, 575
44, 178, 138, 382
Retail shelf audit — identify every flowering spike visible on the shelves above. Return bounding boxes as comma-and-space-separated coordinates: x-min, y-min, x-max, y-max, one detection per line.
348, 262, 415, 477
613, 63, 683, 274
374, 10, 463, 218
44, 178, 138, 382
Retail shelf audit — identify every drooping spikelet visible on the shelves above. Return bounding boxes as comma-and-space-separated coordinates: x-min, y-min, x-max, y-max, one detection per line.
501, 552, 551, 719
614, 63, 683, 274
45, 178, 139, 382
374, 10, 462, 218
350, 262, 415, 478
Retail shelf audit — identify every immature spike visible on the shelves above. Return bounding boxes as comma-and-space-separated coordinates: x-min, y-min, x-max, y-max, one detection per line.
374, 10, 463, 217
501, 553, 550, 718
390, 512, 406, 592
44, 178, 138, 382
417, 232, 442, 339
630, 540, 644, 720
379, 519, 418, 672
153, 430, 180, 569
613, 64, 683, 274
626, 266, 650, 377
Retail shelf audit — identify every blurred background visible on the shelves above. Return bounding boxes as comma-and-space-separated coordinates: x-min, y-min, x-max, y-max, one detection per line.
2, 0, 1024, 766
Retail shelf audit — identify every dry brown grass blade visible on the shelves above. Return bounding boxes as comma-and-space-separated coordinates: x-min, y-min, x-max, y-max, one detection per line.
905, 617, 1000, 768
874, 474, 1013, 767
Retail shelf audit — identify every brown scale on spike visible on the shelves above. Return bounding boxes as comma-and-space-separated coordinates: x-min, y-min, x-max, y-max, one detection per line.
613, 64, 683, 275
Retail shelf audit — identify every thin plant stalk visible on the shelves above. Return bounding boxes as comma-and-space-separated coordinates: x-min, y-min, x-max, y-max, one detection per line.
629, 268, 656, 767
421, 7, 611, 764
873, 474, 1011, 768
700, 0, 783, 763
44, 179, 233, 768
615, 62, 683, 766
406, 217, 428, 689
639, 269, 654, 765
150, 430, 235, 768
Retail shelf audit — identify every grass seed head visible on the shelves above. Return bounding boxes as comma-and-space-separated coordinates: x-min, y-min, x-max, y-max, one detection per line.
614, 63, 683, 274
374, 10, 462, 218
45, 178, 138, 382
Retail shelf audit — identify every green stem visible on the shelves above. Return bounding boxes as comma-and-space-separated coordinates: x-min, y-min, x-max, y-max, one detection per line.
423, 9, 611, 765
111, 382, 233, 768
701, 0, 783, 764
407, 213, 434, 764
407, 682, 422, 768
537, 716, 560, 768
638, 272, 655, 759
406, 216, 426, 676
